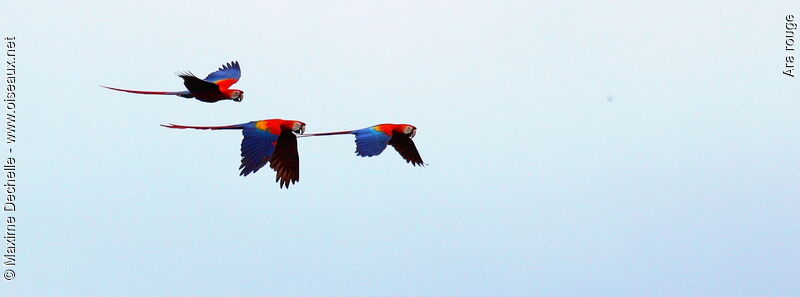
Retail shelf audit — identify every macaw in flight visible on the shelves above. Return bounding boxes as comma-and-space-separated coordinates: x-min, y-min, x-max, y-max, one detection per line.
301, 124, 425, 166
162, 119, 306, 188
102, 61, 244, 103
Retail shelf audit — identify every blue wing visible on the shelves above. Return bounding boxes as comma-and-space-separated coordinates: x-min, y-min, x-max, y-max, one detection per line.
239, 121, 279, 176
204, 61, 241, 86
352, 127, 391, 157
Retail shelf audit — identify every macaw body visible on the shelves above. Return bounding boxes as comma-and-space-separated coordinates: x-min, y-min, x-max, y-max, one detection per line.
103, 61, 244, 103
302, 124, 425, 166
162, 119, 306, 188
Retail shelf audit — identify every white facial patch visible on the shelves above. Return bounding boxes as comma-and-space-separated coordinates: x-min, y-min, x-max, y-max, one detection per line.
294, 122, 305, 134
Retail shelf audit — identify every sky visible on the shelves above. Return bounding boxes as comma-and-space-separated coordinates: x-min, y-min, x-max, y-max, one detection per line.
2, 0, 799, 296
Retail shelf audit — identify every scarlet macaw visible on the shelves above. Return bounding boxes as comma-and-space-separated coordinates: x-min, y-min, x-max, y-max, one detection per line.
102, 61, 244, 103
162, 119, 306, 188
301, 124, 425, 166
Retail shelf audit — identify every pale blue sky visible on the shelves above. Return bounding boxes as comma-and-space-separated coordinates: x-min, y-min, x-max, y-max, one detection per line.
2, 0, 799, 296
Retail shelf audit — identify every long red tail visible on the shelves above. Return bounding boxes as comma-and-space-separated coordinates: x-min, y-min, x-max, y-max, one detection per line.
298, 130, 354, 138
161, 123, 243, 130
101, 85, 179, 95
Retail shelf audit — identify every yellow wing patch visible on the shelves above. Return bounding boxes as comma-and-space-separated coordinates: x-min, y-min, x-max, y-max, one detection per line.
255, 120, 274, 133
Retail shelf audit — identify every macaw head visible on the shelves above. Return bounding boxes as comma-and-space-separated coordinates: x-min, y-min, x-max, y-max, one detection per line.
400, 124, 417, 138
229, 89, 244, 102
288, 121, 306, 135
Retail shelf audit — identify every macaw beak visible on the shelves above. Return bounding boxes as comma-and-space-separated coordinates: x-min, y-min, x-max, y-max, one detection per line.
300, 125, 306, 135
411, 129, 416, 138
235, 95, 243, 102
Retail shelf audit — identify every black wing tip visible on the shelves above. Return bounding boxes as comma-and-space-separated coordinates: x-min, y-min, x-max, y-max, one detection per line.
176, 71, 197, 78
406, 159, 426, 167
239, 164, 256, 176
277, 178, 298, 189
241, 166, 298, 188
274, 166, 299, 189
221, 61, 240, 70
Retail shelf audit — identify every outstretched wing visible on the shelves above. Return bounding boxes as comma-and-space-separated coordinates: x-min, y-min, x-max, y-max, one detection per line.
353, 128, 391, 157
388, 133, 425, 166
204, 61, 241, 89
179, 72, 223, 95
239, 122, 279, 176
269, 130, 300, 188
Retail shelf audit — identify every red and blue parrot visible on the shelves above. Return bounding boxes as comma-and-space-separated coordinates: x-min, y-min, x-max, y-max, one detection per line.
301, 124, 425, 166
162, 119, 307, 188
103, 61, 244, 103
